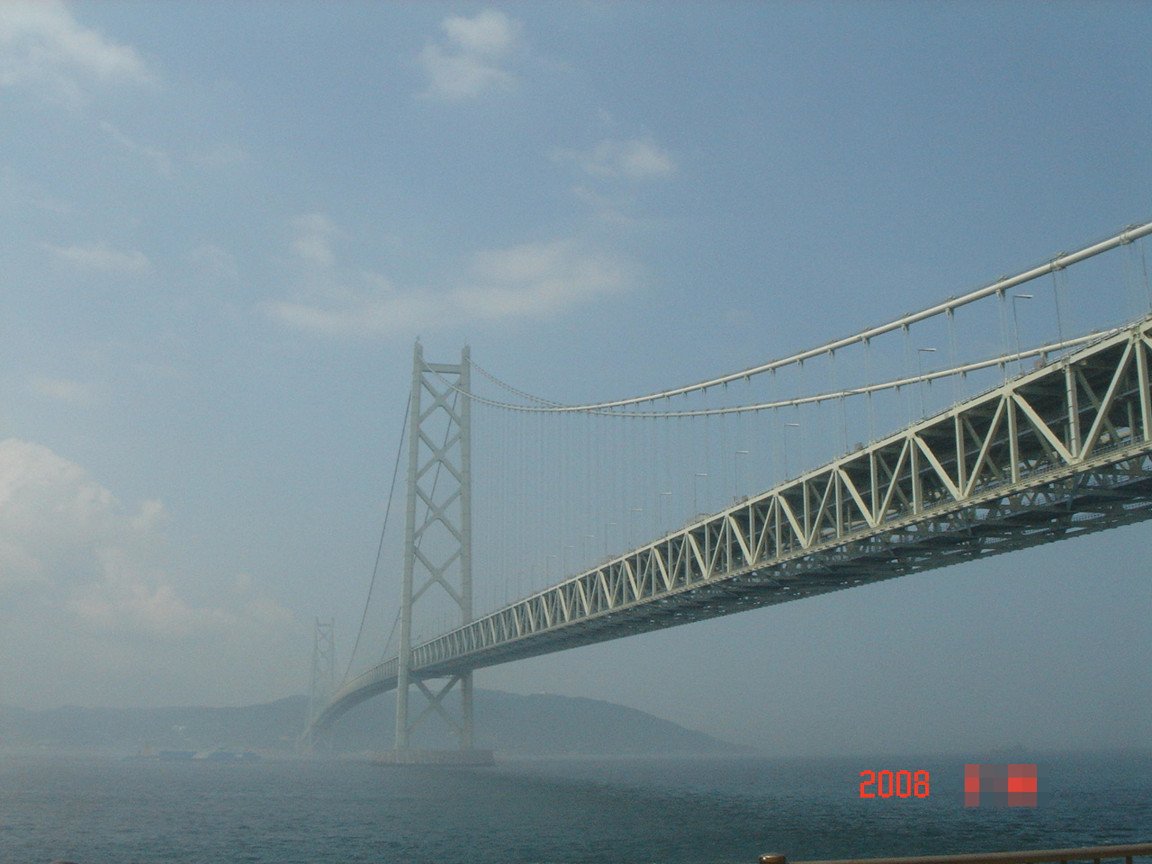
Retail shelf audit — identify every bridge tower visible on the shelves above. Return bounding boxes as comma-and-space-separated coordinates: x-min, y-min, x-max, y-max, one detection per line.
303, 617, 336, 750
388, 343, 489, 764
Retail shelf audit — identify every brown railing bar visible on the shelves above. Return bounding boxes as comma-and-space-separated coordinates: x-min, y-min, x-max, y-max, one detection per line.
758, 843, 1152, 864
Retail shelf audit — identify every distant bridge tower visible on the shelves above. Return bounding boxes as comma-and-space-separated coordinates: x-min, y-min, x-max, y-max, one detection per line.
304, 617, 336, 750
389, 344, 488, 764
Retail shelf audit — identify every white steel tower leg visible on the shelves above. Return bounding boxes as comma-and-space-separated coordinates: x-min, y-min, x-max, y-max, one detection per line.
394, 344, 474, 754
304, 617, 336, 751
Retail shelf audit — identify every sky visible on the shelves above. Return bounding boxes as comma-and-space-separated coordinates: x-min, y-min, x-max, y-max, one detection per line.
1, 1, 1151, 757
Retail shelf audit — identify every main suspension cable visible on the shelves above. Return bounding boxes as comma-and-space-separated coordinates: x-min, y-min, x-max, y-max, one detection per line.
473, 221, 1152, 412
452, 327, 1124, 418
343, 395, 409, 685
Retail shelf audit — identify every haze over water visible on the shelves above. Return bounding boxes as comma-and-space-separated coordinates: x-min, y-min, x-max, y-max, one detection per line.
1, 752, 1148, 864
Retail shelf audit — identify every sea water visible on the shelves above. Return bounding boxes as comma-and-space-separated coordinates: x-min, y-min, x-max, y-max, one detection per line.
0, 751, 1148, 864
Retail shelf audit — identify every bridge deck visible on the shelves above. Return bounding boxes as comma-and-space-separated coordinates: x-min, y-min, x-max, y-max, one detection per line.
313, 312, 1152, 734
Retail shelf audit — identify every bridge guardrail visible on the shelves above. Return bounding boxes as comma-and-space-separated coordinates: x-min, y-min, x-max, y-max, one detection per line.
757, 843, 1152, 864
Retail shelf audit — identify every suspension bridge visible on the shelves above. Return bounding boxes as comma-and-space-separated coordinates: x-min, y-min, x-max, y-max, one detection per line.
306, 220, 1152, 760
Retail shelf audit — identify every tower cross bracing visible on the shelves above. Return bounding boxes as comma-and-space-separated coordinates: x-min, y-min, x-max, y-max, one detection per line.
393, 344, 475, 755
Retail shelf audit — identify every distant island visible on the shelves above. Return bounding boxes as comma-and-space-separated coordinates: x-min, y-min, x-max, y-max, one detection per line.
0, 690, 753, 759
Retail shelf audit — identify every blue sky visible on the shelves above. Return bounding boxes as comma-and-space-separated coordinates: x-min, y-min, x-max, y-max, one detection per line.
1, 1, 1151, 756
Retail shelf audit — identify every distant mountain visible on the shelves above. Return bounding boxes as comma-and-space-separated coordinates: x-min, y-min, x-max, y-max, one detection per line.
0, 697, 307, 754
0, 691, 752, 758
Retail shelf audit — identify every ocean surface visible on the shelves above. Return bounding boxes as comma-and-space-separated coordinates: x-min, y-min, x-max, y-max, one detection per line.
0, 751, 1148, 864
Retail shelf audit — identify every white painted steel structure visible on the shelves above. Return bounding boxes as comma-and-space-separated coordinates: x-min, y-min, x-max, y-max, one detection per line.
302, 618, 337, 749
393, 345, 475, 753
310, 305, 1152, 736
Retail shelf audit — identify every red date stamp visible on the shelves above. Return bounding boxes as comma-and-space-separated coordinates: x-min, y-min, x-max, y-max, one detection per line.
859, 770, 930, 798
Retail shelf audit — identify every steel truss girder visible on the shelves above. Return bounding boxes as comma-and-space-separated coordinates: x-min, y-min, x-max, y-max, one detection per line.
312, 313, 1152, 735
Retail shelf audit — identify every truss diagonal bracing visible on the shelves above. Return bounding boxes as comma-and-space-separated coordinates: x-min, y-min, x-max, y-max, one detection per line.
312, 313, 1152, 735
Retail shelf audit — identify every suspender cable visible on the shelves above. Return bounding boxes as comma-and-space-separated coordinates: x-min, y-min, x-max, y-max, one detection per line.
469, 220, 1152, 412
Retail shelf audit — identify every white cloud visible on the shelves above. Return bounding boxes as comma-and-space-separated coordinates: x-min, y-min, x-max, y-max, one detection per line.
443, 10, 518, 56
45, 241, 151, 274
455, 239, 636, 320
268, 215, 640, 337
29, 375, 103, 405
291, 212, 339, 270
188, 243, 240, 283
270, 276, 438, 338
0, 439, 298, 708
266, 215, 435, 336
555, 138, 677, 181
190, 140, 251, 169
570, 185, 646, 228
0, 0, 158, 106
419, 9, 521, 100
100, 120, 171, 175
0, 439, 157, 592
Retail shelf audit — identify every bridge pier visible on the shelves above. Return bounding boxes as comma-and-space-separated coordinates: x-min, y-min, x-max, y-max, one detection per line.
374, 746, 494, 767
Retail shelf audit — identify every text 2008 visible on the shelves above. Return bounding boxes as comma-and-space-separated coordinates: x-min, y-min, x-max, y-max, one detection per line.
859, 770, 930, 798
